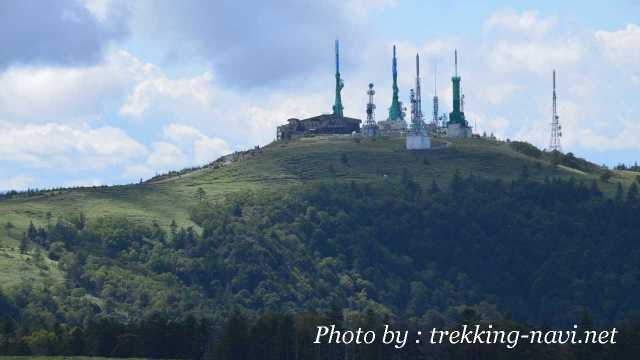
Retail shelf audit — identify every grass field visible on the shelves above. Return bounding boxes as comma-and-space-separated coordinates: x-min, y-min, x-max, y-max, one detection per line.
0, 136, 636, 291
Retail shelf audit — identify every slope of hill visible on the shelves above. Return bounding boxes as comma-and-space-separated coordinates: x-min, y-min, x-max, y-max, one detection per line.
2, 136, 632, 230
0, 136, 636, 291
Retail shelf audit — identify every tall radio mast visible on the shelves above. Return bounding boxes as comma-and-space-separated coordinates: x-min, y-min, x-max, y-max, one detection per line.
548, 70, 562, 152
410, 54, 424, 130
332, 40, 344, 117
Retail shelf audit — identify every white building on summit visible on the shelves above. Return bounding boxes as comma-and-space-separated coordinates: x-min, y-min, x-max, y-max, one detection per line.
406, 54, 431, 150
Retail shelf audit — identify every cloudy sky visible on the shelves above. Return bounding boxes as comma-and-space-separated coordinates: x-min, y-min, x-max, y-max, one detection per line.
1, 0, 639, 191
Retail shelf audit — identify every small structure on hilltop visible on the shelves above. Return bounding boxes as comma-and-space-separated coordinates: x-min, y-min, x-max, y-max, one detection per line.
406, 54, 431, 150
276, 40, 361, 141
377, 45, 407, 135
446, 50, 472, 138
362, 83, 379, 137
277, 115, 361, 140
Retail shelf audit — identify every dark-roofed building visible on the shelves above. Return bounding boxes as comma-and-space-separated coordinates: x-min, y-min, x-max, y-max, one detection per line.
277, 114, 361, 141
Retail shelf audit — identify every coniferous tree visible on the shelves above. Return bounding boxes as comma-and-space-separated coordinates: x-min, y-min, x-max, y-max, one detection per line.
4, 221, 14, 237
27, 221, 37, 242
400, 167, 410, 185
628, 182, 639, 202
68, 327, 85, 356
70, 212, 87, 230
430, 179, 440, 193
340, 153, 348, 165
451, 170, 464, 192
589, 180, 602, 198
195, 187, 207, 202
519, 165, 530, 181
169, 220, 178, 243
215, 312, 249, 360
19, 232, 28, 254
615, 183, 625, 202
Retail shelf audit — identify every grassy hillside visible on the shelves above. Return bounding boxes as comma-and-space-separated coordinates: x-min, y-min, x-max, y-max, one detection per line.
0, 135, 636, 291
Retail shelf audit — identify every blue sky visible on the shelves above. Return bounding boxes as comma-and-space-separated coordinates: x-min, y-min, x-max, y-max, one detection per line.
1, 0, 639, 191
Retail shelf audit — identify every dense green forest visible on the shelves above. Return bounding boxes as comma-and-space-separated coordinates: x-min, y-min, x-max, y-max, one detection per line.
2, 170, 640, 358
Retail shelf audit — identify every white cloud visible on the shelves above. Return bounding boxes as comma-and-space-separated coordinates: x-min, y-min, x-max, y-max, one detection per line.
595, 24, 640, 83
482, 83, 522, 105
124, 123, 231, 180
124, 142, 186, 179
163, 123, 205, 144
66, 178, 104, 187
344, 0, 398, 20
595, 24, 640, 65
481, 10, 583, 75
487, 40, 583, 74
0, 175, 34, 191
163, 123, 231, 163
194, 137, 231, 164
146, 142, 186, 168
122, 164, 154, 180
485, 10, 556, 37
577, 122, 640, 151
0, 50, 154, 122
127, 0, 394, 87
120, 71, 214, 118
79, 0, 115, 22
466, 112, 510, 140
0, 121, 147, 169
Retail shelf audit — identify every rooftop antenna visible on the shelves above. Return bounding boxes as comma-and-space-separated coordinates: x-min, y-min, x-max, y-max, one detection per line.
548, 70, 562, 152
434, 62, 437, 94
454, 49, 458, 77
433, 63, 439, 126
413, 54, 423, 127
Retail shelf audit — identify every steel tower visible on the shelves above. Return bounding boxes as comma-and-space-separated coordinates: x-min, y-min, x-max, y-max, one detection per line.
548, 70, 562, 152
448, 50, 467, 126
332, 40, 344, 117
410, 54, 424, 131
388, 45, 404, 122
366, 83, 376, 126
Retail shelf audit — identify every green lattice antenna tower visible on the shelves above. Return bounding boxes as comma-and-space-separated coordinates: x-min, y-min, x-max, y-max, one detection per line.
388, 45, 404, 122
332, 40, 344, 117
448, 49, 467, 126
